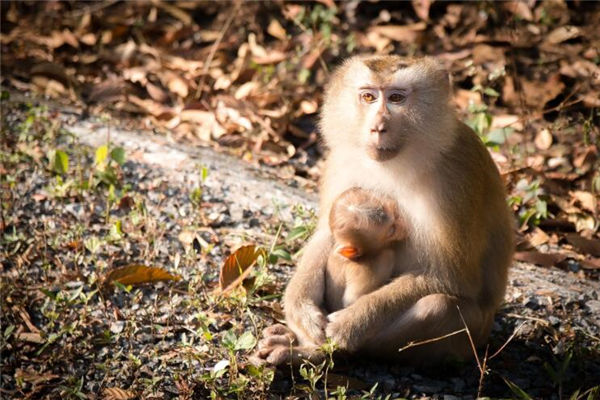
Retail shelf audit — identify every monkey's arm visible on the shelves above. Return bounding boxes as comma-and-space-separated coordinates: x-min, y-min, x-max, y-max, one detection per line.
283, 229, 334, 345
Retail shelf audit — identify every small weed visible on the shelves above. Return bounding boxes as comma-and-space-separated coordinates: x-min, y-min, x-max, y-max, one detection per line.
508, 178, 549, 227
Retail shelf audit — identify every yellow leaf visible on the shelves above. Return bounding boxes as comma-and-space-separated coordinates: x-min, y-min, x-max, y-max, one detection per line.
219, 245, 265, 294
104, 265, 181, 287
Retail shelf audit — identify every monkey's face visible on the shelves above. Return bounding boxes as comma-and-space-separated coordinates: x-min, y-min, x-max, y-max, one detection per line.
321, 56, 453, 163
357, 86, 408, 161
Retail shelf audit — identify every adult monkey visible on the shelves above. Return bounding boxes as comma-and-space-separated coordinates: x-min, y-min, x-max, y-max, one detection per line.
256, 55, 514, 366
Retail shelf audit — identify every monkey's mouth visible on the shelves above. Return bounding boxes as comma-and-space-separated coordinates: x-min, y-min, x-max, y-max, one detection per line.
368, 145, 400, 161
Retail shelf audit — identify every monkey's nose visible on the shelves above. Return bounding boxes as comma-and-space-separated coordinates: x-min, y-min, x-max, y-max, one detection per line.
371, 122, 387, 134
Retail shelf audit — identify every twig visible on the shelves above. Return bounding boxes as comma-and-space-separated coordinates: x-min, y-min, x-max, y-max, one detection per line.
489, 321, 526, 360
67, 0, 119, 18
456, 306, 486, 398
397, 328, 467, 352
194, 3, 241, 100
504, 312, 550, 327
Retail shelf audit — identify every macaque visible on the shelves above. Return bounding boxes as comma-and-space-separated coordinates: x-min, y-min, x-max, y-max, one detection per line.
326, 187, 407, 311
255, 55, 514, 366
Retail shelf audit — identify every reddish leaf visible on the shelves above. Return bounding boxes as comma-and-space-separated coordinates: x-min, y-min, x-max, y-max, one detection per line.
514, 251, 567, 268
104, 265, 181, 287
219, 245, 265, 293
565, 234, 600, 257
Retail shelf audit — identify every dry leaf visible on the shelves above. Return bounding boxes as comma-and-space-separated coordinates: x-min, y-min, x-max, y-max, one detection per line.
544, 26, 581, 45
102, 387, 135, 400
514, 251, 567, 268
234, 81, 259, 100
502, 1, 533, 21
17, 332, 44, 344
534, 128, 553, 150
104, 265, 181, 287
528, 227, 550, 247
369, 23, 427, 43
252, 51, 287, 65
267, 19, 287, 41
412, 0, 432, 21
570, 190, 598, 214
219, 245, 265, 293
521, 74, 564, 110
565, 234, 600, 257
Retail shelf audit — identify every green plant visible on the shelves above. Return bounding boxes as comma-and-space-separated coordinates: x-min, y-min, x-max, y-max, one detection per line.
508, 178, 549, 227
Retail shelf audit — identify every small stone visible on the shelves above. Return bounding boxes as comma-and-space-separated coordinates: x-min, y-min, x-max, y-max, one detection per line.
110, 321, 124, 334
548, 316, 561, 326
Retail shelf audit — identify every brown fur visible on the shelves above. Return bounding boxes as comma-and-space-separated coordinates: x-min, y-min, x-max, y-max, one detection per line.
253, 55, 514, 367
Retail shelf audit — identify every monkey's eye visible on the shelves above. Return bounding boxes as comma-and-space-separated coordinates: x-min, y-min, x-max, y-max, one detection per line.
388, 92, 406, 103
360, 92, 377, 103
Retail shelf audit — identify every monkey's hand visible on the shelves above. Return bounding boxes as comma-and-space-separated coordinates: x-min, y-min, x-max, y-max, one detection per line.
325, 308, 367, 352
287, 302, 328, 345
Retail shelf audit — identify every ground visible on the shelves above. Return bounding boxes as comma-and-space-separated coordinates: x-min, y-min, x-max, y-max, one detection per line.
1, 2, 599, 399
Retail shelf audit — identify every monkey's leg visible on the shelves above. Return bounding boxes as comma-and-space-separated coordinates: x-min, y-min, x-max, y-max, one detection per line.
361, 294, 494, 363
251, 324, 325, 367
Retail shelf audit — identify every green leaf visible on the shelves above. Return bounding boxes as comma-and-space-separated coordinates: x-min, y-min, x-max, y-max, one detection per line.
222, 330, 237, 351
486, 127, 513, 146
287, 226, 309, 242
95, 145, 108, 165
483, 87, 500, 97
270, 247, 292, 262
110, 147, 126, 165
503, 377, 533, 400
54, 150, 69, 174
235, 331, 257, 351
201, 166, 209, 181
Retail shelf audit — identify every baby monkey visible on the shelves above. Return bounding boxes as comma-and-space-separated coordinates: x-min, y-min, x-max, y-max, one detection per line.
325, 187, 407, 312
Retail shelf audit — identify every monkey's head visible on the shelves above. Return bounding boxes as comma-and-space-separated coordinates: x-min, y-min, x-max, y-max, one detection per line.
329, 188, 406, 259
321, 55, 454, 162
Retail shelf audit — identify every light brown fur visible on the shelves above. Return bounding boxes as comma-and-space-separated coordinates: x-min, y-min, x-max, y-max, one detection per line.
326, 187, 406, 311
253, 55, 514, 367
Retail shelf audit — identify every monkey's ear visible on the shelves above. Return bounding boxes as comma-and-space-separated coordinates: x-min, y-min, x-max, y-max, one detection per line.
337, 245, 361, 259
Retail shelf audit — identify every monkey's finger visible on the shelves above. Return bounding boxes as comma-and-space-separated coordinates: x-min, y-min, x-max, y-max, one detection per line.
247, 353, 268, 366
263, 323, 291, 337
266, 346, 291, 366
259, 334, 294, 349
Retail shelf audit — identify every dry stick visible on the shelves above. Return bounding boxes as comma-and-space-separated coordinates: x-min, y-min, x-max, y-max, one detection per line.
456, 306, 486, 398
397, 328, 467, 353
505, 312, 550, 327
489, 321, 526, 360
194, 4, 240, 100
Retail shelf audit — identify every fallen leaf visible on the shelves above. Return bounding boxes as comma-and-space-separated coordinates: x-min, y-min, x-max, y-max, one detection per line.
544, 25, 581, 45
102, 387, 135, 400
565, 234, 600, 257
521, 74, 565, 110
534, 128, 553, 150
580, 258, 600, 270
252, 51, 287, 65
528, 227, 550, 247
103, 265, 181, 287
514, 251, 567, 268
267, 19, 287, 41
412, 0, 432, 21
219, 245, 265, 293
502, 1, 533, 21
570, 190, 598, 214
14, 369, 58, 384
17, 332, 44, 344
369, 23, 427, 43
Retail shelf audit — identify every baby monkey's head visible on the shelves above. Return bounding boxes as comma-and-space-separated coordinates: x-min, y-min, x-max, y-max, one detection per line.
329, 187, 407, 259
